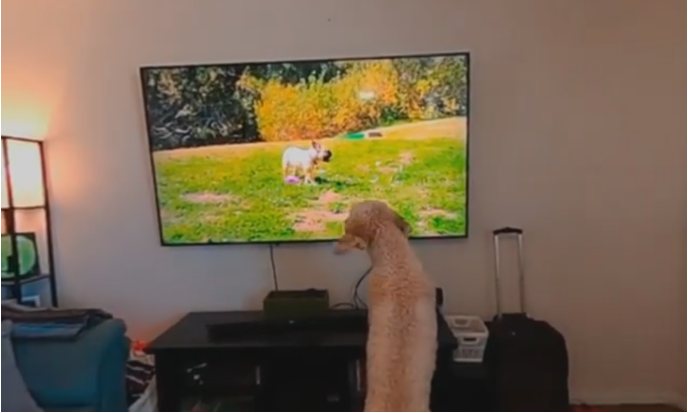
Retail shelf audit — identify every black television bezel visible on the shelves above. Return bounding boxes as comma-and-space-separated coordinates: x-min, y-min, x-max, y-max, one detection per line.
139, 51, 471, 247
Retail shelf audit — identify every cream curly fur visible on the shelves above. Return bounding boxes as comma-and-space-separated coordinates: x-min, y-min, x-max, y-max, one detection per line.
335, 200, 437, 412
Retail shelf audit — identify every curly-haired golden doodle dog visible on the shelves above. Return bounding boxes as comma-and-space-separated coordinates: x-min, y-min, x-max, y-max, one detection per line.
335, 200, 437, 412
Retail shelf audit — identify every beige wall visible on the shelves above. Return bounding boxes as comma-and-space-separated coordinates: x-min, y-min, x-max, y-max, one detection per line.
680, 226, 686, 411
3, 0, 684, 404
677, 300, 688, 411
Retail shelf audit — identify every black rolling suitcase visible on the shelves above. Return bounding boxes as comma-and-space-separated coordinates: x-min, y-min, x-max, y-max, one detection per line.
486, 227, 570, 412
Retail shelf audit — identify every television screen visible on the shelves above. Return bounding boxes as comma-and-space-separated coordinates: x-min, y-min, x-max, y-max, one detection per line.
140, 52, 469, 245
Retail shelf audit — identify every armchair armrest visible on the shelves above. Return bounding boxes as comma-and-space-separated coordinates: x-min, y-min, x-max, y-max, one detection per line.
13, 319, 130, 411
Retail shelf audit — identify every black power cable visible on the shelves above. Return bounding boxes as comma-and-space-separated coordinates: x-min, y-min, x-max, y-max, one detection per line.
352, 266, 372, 309
330, 266, 373, 310
269, 243, 279, 291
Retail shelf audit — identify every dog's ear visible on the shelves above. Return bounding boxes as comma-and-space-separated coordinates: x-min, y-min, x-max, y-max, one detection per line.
335, 233, 367, 254
393, 211, 412, 237
311, 140, 321, 150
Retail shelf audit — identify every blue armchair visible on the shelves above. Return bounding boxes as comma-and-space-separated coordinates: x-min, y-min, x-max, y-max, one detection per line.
13, 319, 131, 412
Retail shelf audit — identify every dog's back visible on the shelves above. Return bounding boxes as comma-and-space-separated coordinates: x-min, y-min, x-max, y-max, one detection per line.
365, 234, 437, 412
281, 146, 310, 169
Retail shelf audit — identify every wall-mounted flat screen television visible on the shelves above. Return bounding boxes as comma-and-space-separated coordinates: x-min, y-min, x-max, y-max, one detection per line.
140, 52, 470, 245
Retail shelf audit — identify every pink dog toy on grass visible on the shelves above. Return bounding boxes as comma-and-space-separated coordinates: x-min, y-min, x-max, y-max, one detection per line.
284, 175, 301, 184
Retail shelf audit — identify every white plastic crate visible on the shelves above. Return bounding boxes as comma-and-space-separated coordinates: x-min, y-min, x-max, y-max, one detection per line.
445, 315, 489, 363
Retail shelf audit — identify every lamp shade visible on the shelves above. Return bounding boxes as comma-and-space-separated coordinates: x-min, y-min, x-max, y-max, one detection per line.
1, 138, 45, 208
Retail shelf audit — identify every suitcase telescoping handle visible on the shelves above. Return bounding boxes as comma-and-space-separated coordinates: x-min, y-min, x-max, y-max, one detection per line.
492, 227, 526, 318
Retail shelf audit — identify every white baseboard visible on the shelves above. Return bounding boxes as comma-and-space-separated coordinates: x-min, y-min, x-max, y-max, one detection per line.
570, 391, 682, 407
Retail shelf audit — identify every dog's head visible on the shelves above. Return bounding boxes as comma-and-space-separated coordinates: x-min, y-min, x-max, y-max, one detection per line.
310, 140, 332, 163
334, 200, 411, 254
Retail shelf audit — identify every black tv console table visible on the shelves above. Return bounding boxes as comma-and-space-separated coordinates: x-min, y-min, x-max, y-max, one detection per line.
146, 309, 471, 411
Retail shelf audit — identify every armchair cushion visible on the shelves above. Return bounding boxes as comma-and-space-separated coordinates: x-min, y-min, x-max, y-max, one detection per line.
1, 320, 42, 412
12, 319, 130, 411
